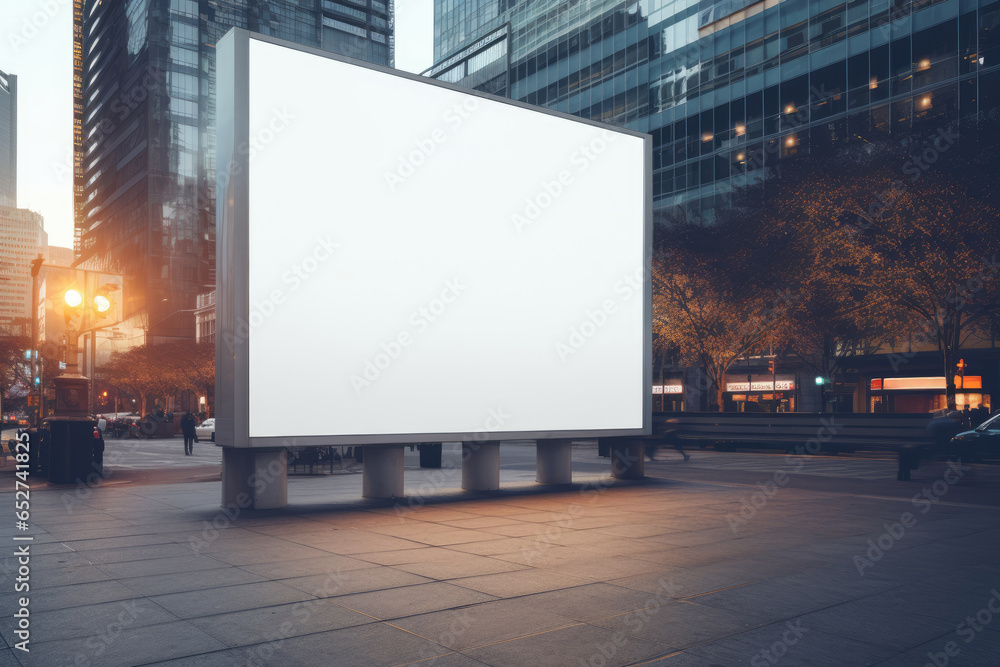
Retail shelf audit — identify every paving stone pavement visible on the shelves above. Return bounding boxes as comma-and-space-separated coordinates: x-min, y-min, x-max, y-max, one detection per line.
0, 444, 998, 666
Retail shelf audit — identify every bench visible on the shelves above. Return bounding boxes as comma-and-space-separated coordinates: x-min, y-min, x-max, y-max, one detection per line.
653, 412, 935, 453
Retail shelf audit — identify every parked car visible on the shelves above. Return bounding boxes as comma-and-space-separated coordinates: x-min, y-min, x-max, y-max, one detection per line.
927, 409, 967, 447
110, 416, 142, 438
947, 411, 1000, 461
195, 418, 215, 442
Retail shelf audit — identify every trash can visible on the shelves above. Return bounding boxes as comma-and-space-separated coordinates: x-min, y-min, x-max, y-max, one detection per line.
418, 443, 442, 468
46, 418, 97, 484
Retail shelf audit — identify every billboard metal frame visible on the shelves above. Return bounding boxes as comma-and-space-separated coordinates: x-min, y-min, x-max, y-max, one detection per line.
216, 27, 652, 448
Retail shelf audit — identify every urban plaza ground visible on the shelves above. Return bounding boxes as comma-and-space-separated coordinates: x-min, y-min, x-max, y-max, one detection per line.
0, 439, 999, 666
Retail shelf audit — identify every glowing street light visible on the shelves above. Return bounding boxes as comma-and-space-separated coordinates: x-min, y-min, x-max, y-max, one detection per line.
64, 289, 83, 308
53, 275, 121, 416
94, 295, 111, 313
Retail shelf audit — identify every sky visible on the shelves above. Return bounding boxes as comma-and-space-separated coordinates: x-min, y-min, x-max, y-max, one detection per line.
0, 0, 435, 250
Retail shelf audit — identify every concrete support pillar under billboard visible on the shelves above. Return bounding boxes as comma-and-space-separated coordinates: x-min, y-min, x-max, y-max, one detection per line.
607, 439, 645, 480
222, 448, 288, 509
362, 446, 404, 499
536, 440, 573, 484
462, 442, 500, 491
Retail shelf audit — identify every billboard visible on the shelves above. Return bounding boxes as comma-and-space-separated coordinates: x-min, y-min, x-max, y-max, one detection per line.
216, 29, 651, 447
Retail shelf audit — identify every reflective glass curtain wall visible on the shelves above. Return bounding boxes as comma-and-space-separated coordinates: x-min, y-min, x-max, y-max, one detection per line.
77, 0, 394, 343
431, 0, 1000, 222
0, 70, 15, 208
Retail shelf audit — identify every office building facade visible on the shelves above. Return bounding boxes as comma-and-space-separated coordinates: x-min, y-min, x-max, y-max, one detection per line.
76, 0, 394, 343
430, 0, 999, 221
0, 206, 46, 329
0, 69, 15, 208
194, 289, 215, 344
429, 0, 1000, 413
46, 246, 76, 268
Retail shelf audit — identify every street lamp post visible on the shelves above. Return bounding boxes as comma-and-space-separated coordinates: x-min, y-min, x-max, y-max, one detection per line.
53, 286, 89, 415
47, 281, 116, 484
29, 255, 43, 423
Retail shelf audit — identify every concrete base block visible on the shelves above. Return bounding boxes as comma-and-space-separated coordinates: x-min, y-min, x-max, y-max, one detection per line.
607, 438, 645, 479
462, 442, 500, 491
536, 439, 573, 484
362, 446, 405, 499
222, 448, 288, 509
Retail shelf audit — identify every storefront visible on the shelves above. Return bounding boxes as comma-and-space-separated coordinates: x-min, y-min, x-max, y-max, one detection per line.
868, 376, 990, 413
724, 377, 797, 412
652, 382, 683, 412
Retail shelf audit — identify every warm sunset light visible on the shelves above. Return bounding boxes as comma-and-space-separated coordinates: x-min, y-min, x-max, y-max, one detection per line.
63, 288, 83, 307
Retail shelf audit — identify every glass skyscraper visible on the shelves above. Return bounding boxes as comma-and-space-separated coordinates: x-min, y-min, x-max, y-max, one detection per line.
428, 0, 1000, 222
429, 0, 1000, 412
0, 69, 15, 208
76, 0, 394, 343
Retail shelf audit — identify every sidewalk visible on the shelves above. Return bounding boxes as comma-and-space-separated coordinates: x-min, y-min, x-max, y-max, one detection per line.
1, 446, 999, 666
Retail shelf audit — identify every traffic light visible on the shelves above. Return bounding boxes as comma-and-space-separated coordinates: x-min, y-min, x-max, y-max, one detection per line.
63, 288, 85, 330
63, 285, 117, 328
64, 288, 83, 308
92, 284, 117, 322
815, 376, 825, 386
768, 359, 776, 374
34, 376, 40, 386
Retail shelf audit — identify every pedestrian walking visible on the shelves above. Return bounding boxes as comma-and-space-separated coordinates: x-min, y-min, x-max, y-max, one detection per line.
92, 426, 105, 476
646, 418, 690, 462
180, 412, 197, 455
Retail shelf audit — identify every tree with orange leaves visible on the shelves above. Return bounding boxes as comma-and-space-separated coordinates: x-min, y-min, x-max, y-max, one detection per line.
652, 216, 796, 411
747, 112, 1000, 409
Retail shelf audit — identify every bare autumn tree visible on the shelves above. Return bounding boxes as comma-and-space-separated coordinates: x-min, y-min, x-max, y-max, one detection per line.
713, 151, 910, 400
653, 214, 796, 412
0, 320, 31, 411
160, 340, 214, 412
779, 281, 905, 385
654, 111, 1000, 412
100, 346, 165, 415
761, 112, 1000, 409
99, 340, 214, 415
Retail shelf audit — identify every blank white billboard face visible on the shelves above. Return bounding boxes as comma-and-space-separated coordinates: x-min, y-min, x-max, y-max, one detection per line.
219, 31, 649, 444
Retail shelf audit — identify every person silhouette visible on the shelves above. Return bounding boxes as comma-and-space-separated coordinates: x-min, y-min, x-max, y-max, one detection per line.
180, 412, 197, 455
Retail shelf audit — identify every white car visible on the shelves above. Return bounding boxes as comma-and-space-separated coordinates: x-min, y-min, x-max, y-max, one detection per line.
195, 418, 215, 441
